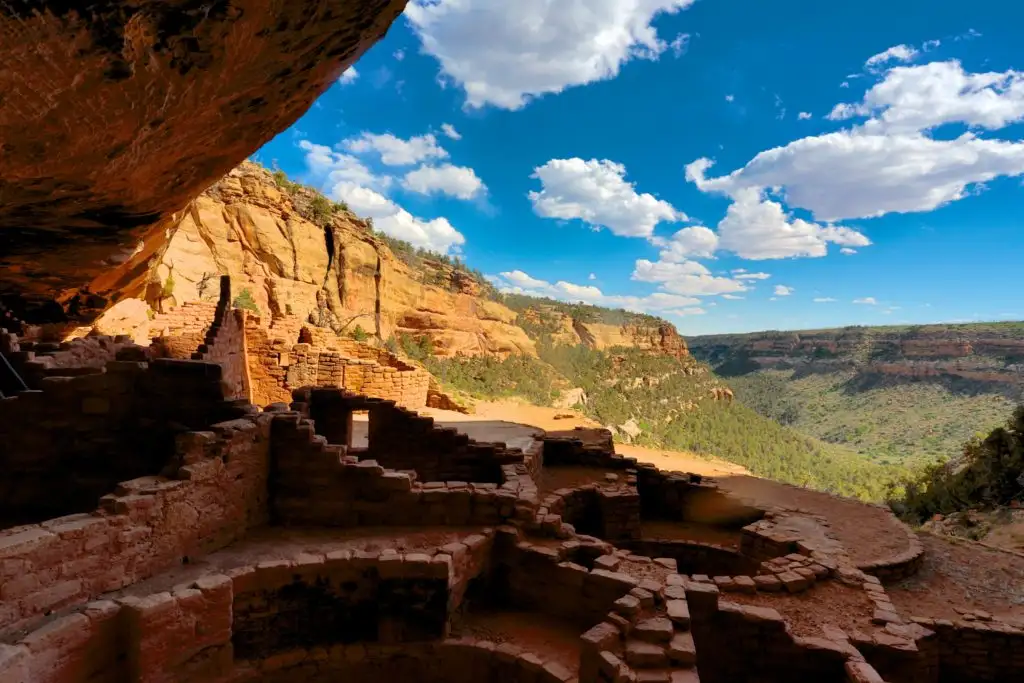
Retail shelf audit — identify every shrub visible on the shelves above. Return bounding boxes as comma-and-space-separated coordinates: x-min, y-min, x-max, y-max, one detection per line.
307, 193, 337, 227
232, 288, 261, 314
351, 324, 369, 342
161, 274, 175, 298
892, 404, 1024, 521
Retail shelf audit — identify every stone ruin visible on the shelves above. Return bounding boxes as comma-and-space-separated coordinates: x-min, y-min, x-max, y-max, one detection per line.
1, 288, 1022, 683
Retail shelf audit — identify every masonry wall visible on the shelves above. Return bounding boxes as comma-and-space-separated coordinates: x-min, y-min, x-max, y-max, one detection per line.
149, 301, 219, 359
247, 316, 429, 408
269, 409, 519, 528
684, 580, 854, 683
0, 358, 238, 528
912, 617, 1024, 683
2, 332, 146, 389
0, 411, 270, 633
194, 308, 250, 401
617, 539, 758, 575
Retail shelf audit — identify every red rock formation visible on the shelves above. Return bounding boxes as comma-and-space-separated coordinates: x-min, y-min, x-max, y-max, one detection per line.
0, 0, 407, 308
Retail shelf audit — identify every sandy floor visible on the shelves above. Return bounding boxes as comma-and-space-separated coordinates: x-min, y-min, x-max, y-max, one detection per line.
451, 610, 583, 672
886, 532, 1024, 623
724, 580, 877, 639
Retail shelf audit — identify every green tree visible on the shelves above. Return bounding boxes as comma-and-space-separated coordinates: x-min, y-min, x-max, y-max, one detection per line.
232, 288, 261, 314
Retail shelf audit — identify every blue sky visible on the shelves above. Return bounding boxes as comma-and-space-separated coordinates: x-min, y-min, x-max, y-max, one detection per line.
255, 0, 1024, 335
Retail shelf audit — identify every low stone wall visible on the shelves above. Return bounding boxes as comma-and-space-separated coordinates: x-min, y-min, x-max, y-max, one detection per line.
618, 539, 758, 576
910, 616, 1024, 683
683, 579, 858, 683
2, 332, 146, 389
0, 358, 240, 528
269, 408, 520, 528
0, 547, 499, 683
541, 484, 642, 541
493, 527, 637, 627
0, 411, 269, 634
291, 387, 523, 483
856, 516, 925, 583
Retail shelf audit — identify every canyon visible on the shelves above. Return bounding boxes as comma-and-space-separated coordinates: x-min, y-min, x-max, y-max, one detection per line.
688, 325, 1024, 395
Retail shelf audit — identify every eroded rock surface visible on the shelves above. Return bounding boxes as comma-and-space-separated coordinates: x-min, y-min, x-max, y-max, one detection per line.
0, 0, 407, 304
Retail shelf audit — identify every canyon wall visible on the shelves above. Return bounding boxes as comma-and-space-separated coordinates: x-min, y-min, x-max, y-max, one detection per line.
83, 162, 536, 358
78, 162, 692, 365
688, 325, 1024, 391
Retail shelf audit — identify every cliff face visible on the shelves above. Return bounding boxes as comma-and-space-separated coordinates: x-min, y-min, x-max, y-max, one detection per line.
0, 0, 406, 308
86, 163, 536, 357
521, 306, 690, 359
688, 325, 1024, 390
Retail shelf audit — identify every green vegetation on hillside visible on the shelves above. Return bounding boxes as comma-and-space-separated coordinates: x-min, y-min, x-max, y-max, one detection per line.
423, 353, 564, 407
893, 404, 1024, 522
428, 341, 904, 501
727, 369, 1013, 466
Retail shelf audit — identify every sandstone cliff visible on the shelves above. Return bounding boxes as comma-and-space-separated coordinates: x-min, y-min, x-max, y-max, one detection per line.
518, 305, 690, 359
688, 325, 1024, 391
86, 162, 536, 357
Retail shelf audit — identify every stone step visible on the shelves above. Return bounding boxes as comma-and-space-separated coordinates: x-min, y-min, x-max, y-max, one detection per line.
666, 599, 691, 629
634, 617, 674, 643
625, 640, 669, 669
670, 668, 701, 683
667, 632, 697, 667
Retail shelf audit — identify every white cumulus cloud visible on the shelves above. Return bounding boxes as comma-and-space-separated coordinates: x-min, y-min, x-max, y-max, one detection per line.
864, 44, 919, 71
440, 123, 462, 140
300, 138, 465, 255
813, 297, 837, 303
344, 132, 449, 166
684, 57, 1024, 252
405, 0, 698, 110
490, 271, 702, 314
632, 259, 748, 296
774, 285, 794, 296
338, 66, 358, 85
529, 158, 684, 238
733, 271, 771, 280
402, 164, 486, 199
798, 111, 812, 120
853, 297, 878, 305
659, 226, 719, 260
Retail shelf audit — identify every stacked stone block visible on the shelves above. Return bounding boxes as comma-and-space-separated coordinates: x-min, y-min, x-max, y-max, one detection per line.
0, 358, 239, 527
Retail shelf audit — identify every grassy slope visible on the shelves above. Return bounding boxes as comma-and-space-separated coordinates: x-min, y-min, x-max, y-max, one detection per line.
426, 342, 904, 501
781, 370, 1011, 465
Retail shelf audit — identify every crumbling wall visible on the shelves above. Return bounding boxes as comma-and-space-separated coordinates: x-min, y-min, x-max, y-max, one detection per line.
149, 301, 219, 359
0, 413, 269, 632
269, 408, 519, 528
911, 616, 1024, 683
684, 580, 854, 683
0, 358, 236, 527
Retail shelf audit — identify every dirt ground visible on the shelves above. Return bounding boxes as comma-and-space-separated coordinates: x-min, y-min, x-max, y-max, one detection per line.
724, 580, 877, 639
886, 532, 1024, 623
451, 609, 583, 672
639, 520, 743, 548
715, 475, 911, 567
537, 466, 625, 494
434, 401, 747, 478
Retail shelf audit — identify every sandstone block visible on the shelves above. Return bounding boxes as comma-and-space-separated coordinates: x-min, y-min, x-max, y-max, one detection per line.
667, 631, 696, 666
634, 618, 673, 643
666, 600, 690, 628
624, 640, 668, 668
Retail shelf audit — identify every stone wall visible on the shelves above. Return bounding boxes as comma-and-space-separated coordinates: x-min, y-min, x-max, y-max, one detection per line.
149, 301, 219, 359
194, 308, 250, 401
910, 616, 1024, 683
617, 539, 758, 576
684, 579, 855, 683
248, 315, 430, 408
292, 387, 523, 483
0, 358, 239, 528
268, 407, 520, 528
0, 409, 269, 633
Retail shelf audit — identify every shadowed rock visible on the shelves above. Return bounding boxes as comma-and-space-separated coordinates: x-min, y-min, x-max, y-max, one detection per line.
0, 0, 407, 310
